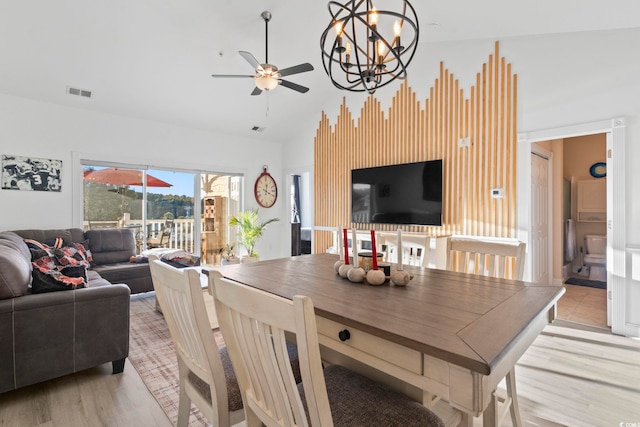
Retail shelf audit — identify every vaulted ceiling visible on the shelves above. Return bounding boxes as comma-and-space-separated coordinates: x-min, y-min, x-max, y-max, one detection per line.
1, 0, 639, 143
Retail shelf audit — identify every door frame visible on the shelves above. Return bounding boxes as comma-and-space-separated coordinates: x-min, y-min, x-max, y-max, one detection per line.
285, 165, 314, 254
518, 118, 625, 334
530, 148, 554, 285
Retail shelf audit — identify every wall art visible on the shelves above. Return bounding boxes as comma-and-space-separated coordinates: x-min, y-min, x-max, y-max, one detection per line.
1, 154, 62, 191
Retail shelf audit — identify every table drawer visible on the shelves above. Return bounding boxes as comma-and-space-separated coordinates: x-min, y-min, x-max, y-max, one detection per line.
316, 316, 422, 374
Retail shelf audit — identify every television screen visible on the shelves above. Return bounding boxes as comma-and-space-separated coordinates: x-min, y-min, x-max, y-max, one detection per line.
351, 160, 443, 226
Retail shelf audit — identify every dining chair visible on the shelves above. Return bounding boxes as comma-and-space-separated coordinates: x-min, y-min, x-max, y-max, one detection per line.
444, 236, 526, 427
381, 233, 431, 267
210, 271, 449, 427
148, 257, 245, 427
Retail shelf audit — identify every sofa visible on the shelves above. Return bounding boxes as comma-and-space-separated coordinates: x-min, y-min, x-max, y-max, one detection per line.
0, 227, 152, 394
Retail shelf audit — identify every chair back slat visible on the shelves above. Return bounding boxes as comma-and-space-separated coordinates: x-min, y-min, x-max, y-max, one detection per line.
445, 238, 526, 281
381, 234, 431, 267
211, 272, 330, 427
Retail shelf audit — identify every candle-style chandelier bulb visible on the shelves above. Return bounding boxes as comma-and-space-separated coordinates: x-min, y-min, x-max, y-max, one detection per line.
320, 0, 419, 94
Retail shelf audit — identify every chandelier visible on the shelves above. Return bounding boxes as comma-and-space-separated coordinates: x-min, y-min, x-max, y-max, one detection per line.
320, 0, 419, 94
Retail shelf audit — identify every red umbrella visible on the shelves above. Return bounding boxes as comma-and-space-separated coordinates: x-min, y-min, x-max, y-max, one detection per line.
83, 168, 172, 187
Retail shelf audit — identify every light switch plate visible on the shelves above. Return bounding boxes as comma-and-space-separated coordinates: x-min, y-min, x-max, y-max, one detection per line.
491, 188, 504, 198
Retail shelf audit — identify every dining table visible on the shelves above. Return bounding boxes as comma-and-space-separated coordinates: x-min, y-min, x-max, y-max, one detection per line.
217, 253, 565, 426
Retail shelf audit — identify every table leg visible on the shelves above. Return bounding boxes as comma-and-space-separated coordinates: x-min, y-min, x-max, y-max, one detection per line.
482, 393, 498, 427
457, 412, 473, 427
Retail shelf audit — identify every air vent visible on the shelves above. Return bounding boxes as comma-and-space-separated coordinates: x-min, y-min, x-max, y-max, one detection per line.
67, 86, 92, 98
251, 126, 265, 132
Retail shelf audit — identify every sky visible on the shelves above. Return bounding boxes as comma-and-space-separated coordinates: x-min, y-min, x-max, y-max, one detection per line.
147, 170, 195, 196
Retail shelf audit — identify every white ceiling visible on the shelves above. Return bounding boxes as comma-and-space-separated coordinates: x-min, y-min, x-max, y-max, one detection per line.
1, 0, 640, 143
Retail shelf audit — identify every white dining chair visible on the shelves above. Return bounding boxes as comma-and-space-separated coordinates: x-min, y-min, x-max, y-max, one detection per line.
444, 237, 526, 427
210, 270, 449, 427
381, 233, 431, 267
148, 257, 245, 427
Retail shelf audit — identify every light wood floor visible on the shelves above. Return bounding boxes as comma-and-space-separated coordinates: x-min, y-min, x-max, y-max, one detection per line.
2, 302, 637, 426
0, 362, 173, 427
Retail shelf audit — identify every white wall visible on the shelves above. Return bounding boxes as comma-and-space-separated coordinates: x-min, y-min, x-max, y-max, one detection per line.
0, 93, 288, 259
283, 28, 640, 333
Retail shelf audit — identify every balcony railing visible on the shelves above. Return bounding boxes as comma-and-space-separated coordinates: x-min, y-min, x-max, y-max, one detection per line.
84, 217, 197, 254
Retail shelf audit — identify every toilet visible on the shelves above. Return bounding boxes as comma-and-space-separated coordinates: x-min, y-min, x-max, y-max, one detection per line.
584, 235, 607, 282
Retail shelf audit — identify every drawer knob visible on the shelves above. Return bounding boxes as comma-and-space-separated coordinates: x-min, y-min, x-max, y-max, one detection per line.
338, 329, 351, 342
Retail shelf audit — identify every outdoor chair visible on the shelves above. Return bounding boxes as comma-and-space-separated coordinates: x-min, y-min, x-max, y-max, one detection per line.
147, 217, 174, 249
210, 271, 449, 427
444, 237, 526, 427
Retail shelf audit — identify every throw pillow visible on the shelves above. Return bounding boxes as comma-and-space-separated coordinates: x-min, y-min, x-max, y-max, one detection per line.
24, 239, 87, 293
31, 265, 87, 293
53, 242, 92, 268
160, 254, 201, 269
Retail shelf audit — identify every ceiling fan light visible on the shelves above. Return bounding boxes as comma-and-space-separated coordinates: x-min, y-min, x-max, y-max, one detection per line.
255, 75, 279, 91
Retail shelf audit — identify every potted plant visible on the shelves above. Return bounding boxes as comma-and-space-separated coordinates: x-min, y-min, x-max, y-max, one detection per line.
229, 209, 279, 262
219, 243, 239, 265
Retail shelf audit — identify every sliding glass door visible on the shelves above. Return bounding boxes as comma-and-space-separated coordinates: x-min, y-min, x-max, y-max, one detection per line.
82, 163, 242, 264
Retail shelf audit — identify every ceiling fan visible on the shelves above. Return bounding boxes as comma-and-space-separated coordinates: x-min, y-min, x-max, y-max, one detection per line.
211, 11, 314, 95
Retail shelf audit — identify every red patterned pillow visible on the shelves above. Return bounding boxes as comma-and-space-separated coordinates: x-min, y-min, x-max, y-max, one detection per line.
24, 239, 87, 293
53, 242, 92, 268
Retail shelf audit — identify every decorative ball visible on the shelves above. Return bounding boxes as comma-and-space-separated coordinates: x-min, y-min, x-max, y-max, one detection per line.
366, 269, 386, 286
334, 260, 345, 273
347, 267, 366, 283
338, 263, 353, 278
391, 270, 411, 286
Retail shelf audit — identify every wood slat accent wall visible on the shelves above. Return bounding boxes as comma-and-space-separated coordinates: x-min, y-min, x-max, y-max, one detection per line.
313, 42, 517, 253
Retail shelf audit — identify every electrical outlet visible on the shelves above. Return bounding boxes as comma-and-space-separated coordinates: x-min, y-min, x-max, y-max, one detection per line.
458, 137, 470, 148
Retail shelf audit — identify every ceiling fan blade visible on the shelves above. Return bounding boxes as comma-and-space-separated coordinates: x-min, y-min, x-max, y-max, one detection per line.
211, 74, 254, 78
251, 86, 263, 96
278, 63, 314, 77
239, 51, 263, 72
279, 79, 309, 93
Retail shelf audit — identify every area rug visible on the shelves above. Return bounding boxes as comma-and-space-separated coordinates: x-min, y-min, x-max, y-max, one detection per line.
565, 277, 607, 289
129, 292, 225, 427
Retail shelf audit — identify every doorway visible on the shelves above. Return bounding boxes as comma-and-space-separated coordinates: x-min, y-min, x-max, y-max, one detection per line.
290, 172, 312, 256
534, 136, 608, 328
530, 150, 551, 285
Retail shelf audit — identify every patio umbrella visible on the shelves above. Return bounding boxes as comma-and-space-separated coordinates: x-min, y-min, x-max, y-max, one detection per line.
83, 168, 173, 227
83, 168, 172, 187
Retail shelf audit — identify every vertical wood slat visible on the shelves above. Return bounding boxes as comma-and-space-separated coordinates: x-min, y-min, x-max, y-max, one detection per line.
313, 42, 517, 253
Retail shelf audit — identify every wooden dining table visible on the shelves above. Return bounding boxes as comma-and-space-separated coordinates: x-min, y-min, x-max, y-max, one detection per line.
218, 253, 565, 426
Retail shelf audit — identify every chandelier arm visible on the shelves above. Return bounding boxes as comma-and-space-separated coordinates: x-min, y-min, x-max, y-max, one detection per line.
321, 0, 418, 93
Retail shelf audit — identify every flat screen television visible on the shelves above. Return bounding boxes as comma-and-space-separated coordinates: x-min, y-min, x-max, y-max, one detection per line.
351, 159, 443, 226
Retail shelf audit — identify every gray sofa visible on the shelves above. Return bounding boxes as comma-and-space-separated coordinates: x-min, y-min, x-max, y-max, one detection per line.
0, 227, 152, 394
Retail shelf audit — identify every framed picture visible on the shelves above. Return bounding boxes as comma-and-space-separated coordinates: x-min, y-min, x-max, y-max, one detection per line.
1, 155, 62, 192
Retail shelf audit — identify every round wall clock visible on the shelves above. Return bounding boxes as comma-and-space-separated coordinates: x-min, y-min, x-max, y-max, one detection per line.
254, 166, 277, 208
589, 162, 606, 178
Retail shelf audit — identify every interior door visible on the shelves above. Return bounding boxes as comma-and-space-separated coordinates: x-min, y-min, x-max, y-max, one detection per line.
531, 152, 551, 284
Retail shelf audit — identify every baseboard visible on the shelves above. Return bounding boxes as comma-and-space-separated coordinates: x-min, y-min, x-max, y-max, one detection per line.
624, 322, 640, 338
